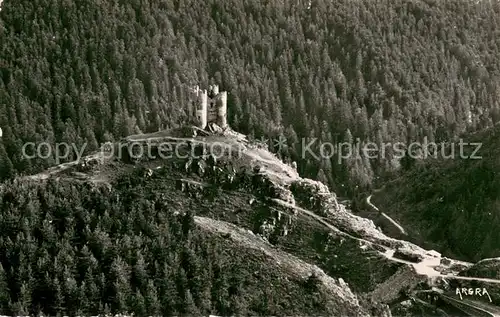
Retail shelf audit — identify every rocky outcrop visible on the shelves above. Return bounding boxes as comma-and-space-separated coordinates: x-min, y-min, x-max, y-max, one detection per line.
393, 248, 424, 263
290, 179, 340, 216
269, 183, 295, 205
371, 266, 426, 304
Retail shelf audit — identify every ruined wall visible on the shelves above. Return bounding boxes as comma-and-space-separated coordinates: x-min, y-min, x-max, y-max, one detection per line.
217, 91, 228, 128
191, 86, 208, 129
191, 85, 227, 129
207, 96, 219, 123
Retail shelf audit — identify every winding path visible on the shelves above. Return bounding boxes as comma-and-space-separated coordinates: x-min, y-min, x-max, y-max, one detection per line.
367, 193, 500, 316
367, 194, 407, 235
275, 198, 500, 285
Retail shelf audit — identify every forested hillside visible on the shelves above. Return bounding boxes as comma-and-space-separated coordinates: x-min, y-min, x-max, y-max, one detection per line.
0, 176, 367, 316
372, 124, 500, 262
1, 0, 500, 194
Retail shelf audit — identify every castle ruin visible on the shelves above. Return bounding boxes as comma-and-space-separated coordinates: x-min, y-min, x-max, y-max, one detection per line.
190, 85, 228, 130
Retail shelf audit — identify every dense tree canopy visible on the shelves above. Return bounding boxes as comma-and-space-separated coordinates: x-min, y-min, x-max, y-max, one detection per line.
373, 125, 500, 261
0, 174, 354, 316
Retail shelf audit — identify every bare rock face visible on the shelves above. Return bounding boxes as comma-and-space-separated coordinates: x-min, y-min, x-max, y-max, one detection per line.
271, 183, 295, 205
290, 179, 340, 216
207, 122, 224, 134
370, 266, 426, 304
440, 257, 452, 265
393, 248, 424, 263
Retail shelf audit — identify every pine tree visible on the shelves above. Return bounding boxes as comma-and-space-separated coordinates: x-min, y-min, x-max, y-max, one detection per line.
144, 280, 160, 316
0, 264, 10, 312
132, 252, 148, 292
14, 282, 31, 316
0, 143, 14, 180
211, 267, 230, 315
159, 264, 179, 316
131, 290, 146, 316
109, 257, 131, 313
52, 278, 64, 315
316, 168, 329, 186
182, 289, 200, 315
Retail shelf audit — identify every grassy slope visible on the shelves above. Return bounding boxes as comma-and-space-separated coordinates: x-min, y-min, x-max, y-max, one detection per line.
372, 125, 500, 262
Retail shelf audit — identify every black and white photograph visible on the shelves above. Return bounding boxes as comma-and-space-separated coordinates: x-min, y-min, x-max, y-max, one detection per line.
0, 0, 500, 315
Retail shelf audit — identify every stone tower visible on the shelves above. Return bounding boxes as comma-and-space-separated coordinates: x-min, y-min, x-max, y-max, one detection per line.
190, 84, 227, 130
190, 85, 208, 129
